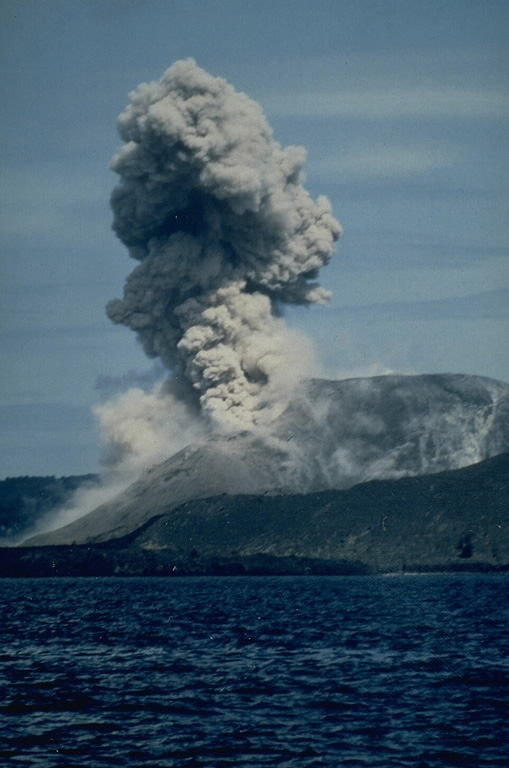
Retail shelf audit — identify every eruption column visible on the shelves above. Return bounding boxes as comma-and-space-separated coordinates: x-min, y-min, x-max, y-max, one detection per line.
107, 59, 341, 425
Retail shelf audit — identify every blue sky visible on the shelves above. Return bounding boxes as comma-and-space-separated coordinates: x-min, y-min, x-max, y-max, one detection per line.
1, 0, 508, 477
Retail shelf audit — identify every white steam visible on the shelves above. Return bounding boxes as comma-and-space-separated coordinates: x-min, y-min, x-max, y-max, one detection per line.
94, 384, 208, 476
32, 385, 210, 536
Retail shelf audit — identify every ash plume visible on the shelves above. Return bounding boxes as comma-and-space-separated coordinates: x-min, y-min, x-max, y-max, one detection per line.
107, 58, 341, 426
12, 61, 339, 542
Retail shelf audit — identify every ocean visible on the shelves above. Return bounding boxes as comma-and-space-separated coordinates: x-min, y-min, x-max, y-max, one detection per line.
0, 575, 507, 767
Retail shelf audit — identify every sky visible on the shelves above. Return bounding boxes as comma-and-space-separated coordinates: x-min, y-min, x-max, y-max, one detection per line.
1, 0, 508, 478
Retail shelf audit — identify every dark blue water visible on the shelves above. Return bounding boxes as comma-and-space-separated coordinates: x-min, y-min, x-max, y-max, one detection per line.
0, 575, 507, 767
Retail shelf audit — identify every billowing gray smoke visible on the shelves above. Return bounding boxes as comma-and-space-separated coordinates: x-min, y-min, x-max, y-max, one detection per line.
107, 59, 341, 424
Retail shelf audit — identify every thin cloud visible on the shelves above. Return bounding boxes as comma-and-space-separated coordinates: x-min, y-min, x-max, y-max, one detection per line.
311, 146, 455, 181
0, 163, 110, 248
94, 363, 166, 394
264, 88, 509, 121
332, 288, 509, 322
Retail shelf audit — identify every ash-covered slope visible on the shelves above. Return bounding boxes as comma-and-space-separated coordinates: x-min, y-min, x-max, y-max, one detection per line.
27, 373, 509, 546
5, 451, 508, 576
272, 373, 509, 487
126, 450, 509, 573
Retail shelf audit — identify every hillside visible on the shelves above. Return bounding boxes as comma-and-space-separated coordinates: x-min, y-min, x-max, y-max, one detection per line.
2, 452, 507, 577
25, 374, 509, 547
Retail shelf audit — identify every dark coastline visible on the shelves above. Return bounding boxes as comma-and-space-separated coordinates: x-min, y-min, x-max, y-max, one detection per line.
0, 544, 508, 578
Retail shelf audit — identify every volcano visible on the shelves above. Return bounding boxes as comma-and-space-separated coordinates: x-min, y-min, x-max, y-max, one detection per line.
26, 373, 509, 547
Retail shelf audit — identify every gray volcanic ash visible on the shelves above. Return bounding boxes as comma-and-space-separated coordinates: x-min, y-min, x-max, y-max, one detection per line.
106, 58, 340, 427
